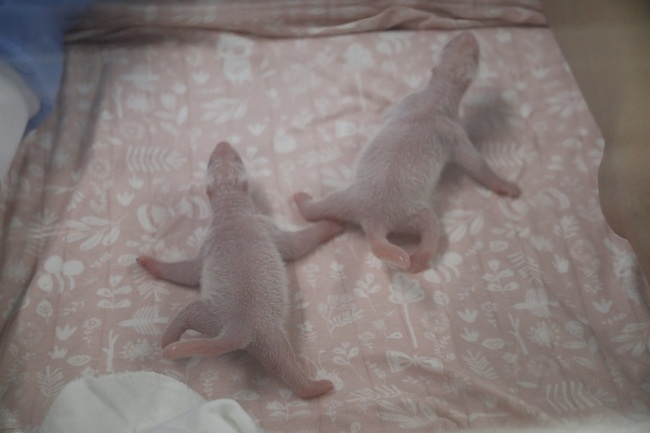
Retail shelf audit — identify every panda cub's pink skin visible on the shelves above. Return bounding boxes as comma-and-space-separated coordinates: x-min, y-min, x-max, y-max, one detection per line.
137, 141, 342, 399
294, 32, 521, 273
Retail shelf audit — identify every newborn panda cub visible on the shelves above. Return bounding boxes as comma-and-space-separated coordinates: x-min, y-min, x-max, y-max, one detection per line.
138, 141, 343, 398
294, 32, 521, 273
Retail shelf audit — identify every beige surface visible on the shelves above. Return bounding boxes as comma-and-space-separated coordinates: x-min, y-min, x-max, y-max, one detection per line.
545, 0, 650, 291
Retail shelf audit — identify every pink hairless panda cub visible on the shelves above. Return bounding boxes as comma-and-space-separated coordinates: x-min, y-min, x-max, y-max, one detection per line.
294, 32, 521, 273
137, 141, 343, 399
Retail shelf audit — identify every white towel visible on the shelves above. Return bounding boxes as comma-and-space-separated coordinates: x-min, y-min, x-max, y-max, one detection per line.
39, 371, 264, 433
0, 61, 39, 187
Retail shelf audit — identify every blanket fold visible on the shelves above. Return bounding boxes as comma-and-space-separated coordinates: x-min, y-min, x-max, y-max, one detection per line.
69, 0, 546, 40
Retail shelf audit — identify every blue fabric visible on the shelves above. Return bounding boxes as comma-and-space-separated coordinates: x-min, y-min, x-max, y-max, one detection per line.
0, 0, 95, 129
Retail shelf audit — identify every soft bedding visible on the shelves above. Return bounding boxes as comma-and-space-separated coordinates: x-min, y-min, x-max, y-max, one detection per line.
1, 1, 650, 431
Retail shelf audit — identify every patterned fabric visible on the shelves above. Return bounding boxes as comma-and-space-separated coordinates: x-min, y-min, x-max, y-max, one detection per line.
1, 1, 649, 431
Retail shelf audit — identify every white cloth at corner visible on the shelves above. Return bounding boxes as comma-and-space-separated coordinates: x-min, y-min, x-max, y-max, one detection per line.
0, 60, 39, 187
145, 398, 264, 433
38, 371, 264, 433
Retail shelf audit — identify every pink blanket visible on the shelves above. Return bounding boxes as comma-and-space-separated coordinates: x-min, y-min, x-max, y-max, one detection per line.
2, 1, 649, 431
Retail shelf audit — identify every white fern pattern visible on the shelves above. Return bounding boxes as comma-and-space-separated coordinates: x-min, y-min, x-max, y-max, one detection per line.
118, 306, 169, 335
515, 289, 560, 317
126, 147, 187, 173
